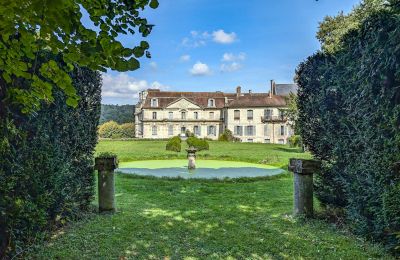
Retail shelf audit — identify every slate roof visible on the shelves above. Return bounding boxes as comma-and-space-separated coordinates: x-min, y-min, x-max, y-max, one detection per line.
274, 84, 298, 96
228, 94, 287, 108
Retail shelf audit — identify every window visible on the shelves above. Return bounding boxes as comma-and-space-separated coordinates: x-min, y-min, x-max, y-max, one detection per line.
247, 139, 254, 143
168, 125, 174, 136
152, 126, 157, 136
264, 124, 269, 136
264, 109, 272, 119
152, 112, 157, 120
169, 112, 173, 120
209, 112, 214, 119
247, 110, 253, 120
194, 112, 199, 119
208, 99, 215, 107
208, 125, 216, 136
181, 111, 186, 120
151, 98, 158, 107
279, 110, 285, 120
181, 127, 186, 134
246, 125, 255, 136
234, 110, 240, 120
264, 139, 271, 143
280, 125, 285, 136
278, 139, 285, 144
194, 126, 200, 136
234, 126, 243, 136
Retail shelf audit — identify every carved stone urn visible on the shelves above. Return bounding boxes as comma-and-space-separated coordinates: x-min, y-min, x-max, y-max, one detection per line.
186, 146, 198, 170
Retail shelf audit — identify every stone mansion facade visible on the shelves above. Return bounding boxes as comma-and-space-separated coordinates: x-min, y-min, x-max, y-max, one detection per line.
134, 81, 297, 144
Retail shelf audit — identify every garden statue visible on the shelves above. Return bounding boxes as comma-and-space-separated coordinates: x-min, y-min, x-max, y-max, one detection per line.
186, 146, 198, 169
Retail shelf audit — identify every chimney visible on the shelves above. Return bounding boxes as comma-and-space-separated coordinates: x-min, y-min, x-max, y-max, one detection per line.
270, 80, 276, 98
236, 86, 241, 98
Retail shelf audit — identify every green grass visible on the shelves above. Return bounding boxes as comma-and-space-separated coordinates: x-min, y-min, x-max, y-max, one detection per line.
27, 141, 393, 259
96, 140, 312, 167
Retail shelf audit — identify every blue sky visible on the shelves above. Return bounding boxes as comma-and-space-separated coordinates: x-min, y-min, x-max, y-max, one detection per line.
102, 0, 360, 105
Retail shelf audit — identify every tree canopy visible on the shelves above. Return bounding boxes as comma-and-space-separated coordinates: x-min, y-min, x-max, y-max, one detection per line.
0, 0, 158, 113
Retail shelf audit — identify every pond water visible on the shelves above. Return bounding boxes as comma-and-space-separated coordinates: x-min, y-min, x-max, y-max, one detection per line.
117, 160, 284, 179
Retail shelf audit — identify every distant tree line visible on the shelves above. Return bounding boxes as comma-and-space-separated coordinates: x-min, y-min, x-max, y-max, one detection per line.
295, 0, 400, 253
100, 104, 135, 124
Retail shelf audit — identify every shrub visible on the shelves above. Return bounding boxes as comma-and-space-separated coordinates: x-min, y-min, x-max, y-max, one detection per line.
98, 121, 121, 138
0, 65, 101, 257
218, 129, 239, 142
185, 129, 194, 137
166, 136, 181, 152
288, 135, 302, 148
295, 8, 400, 251
187, 136, 209, 151
119, 123, 135, 138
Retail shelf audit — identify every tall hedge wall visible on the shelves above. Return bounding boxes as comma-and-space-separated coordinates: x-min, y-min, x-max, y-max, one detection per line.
295, 7, 400, 251
0, 66, 101, 257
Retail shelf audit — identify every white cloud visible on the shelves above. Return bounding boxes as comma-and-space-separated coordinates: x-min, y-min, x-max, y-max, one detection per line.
220, 62, 242, 72
180, 55, 191, 62
190, 62, 211, 76
222, 52, 246, 62
212, 30, 237, 44
181, 29, 237, 48
102, 73, 169, 98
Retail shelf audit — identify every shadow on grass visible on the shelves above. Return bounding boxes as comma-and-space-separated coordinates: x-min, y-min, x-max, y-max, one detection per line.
273, 146, 305, 154
29, 175, 391, 259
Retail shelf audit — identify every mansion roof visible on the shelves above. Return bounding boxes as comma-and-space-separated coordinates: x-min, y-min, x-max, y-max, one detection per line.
142, 88, 292, 109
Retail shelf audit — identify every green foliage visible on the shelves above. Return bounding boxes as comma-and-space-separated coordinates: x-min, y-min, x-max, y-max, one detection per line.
0, 66, 101, 257
288, 135, 302, 148
317, 0, 387, 53
98, 121, 135, 139
296, 4, 400, 251
98, 121, 121, 138
187, 136, 209, 151
185, 129, 194, 137
100, 105, 134, 124
285, 93, 299, 134
97, 152, 118, 159
218, 129, 240, 142
119, 123, 135, 139
166, 136, 181, 152
0, 0, 158, 114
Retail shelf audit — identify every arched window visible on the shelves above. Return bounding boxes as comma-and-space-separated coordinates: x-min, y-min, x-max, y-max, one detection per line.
208, 99, 215, 107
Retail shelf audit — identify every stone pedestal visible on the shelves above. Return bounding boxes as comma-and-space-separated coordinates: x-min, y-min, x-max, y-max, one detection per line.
186, 146, 198, 170
94, 156, 118, 213
288, 158, 321, 217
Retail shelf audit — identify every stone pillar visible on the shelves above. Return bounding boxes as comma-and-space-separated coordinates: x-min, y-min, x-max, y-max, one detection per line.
288, 158, 321, 217
94, 155, 118, 213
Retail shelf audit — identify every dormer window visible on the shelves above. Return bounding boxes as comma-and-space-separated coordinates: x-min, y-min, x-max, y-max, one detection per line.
151, 98, 158, 107
208, 99, 215, 107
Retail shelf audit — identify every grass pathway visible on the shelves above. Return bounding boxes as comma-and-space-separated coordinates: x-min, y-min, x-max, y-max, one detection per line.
30, 174, 391, 259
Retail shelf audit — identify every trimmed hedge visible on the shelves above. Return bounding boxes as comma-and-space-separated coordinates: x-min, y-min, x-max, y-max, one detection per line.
0, 65, 101, 257
295, 7, 400, 251
166, 136, 181, 152
187, 136, 209, 151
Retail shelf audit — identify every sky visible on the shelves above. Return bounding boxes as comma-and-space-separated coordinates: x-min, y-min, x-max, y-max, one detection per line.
101, 0, 361, 105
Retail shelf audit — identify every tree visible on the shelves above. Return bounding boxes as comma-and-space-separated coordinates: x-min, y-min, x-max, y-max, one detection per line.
0, 0, 159, 114
317, 0, 387, 53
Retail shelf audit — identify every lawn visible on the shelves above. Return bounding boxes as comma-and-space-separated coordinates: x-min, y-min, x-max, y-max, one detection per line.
27, 140, 393, 259
96, 140, 312, 167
